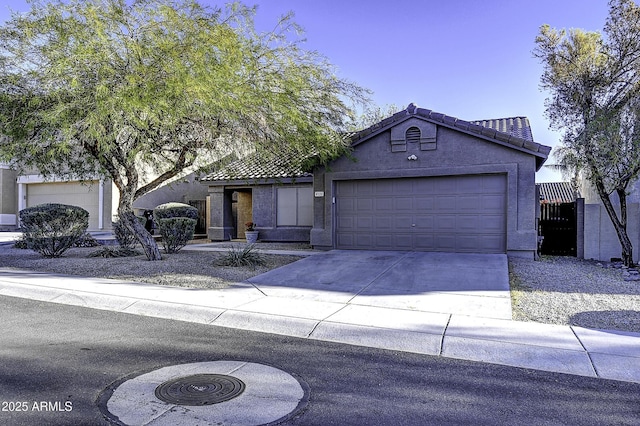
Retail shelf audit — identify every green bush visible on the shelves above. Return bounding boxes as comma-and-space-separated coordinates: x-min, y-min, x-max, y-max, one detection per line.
74, 233, 101, 248
154, 202, 198, 220
19, 203, 89, 258
13, 237, 28, 249
157, 217, 196, 254
217, 244, 265, 269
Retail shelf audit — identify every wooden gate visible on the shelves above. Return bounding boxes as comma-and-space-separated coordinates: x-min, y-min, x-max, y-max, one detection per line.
538, 202, 577, 256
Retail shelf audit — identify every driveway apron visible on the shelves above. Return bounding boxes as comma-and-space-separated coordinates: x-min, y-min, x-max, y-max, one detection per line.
247, 250, 512, 319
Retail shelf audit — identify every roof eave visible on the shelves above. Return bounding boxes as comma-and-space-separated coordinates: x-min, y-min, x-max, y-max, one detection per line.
350, 107, 551, 168
201, 175, 313, 186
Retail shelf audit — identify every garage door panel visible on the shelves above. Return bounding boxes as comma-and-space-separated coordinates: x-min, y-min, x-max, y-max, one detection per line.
336, 175, 506, 253
482, 195, 506, 211
395, 197, 413, 211
337, 233, 355, 247
457, 215, 479, 231
357, 217, 374, 229
457, 195, 481, 211
435, 195, 457, 211
434, 216, 456, 231
414, 235, 435, 250
357, 199, 373, 210
338, 216, 355, 229
482, 215, 505, 231
375, 199, 393, 211
339, 198, 355, 212
480, 236, 505, 252
375, 217, 393, 229
435, 234, 456, 251
415, 196, 434, 210
482, 175, 507, 191
392, 215, 412, 227
414, 215, 434, 230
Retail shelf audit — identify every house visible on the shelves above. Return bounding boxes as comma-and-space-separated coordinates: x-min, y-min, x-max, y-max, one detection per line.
203, 104, 551, 258
0, 163, 18, 230
201, 152, 314, 241
0, 168, 209, 232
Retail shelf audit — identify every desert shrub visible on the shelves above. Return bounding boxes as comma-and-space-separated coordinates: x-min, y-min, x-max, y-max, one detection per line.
217, 244, 265, 268
157, 217, 196, 253
74, 233, 101, 247
13, 237, 28, 249
154, 202, 198, 220
88, 246, 141, 258
19, 203, 89, 258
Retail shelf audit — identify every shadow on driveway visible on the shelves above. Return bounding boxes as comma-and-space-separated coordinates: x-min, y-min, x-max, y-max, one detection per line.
247, 250, 512, 319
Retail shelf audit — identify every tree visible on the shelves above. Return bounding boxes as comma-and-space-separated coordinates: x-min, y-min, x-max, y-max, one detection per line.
534, 0, 640, 266
347, 103, 401, 132
0, 0, 368, 260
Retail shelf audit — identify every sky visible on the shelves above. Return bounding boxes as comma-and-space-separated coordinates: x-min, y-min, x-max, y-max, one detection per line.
0, 0, 613, 182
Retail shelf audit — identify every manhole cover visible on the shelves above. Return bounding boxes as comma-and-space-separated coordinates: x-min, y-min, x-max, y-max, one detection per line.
154, 374, 245, 406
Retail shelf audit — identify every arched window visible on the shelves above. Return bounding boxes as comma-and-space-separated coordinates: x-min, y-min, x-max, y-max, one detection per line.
406, 126, 421, 143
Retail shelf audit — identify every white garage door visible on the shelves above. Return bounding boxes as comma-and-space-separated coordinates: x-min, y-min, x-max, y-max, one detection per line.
336, 174, 507, 253
27, 182, 100, 230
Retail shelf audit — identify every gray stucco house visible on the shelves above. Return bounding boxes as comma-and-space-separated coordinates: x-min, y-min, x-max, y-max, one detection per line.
203, 104, 551, 258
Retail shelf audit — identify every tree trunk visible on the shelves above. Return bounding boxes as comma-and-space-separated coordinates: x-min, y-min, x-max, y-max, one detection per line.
596, 181, 634, 266
119, 209, 162, 261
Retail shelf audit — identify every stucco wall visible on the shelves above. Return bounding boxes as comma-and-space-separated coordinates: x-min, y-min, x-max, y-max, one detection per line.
133, 172, 208, 212
311, 117, 540, 257
0, 168, 18, 228
206, 180, 313, 242
583, 201, 640, 262
579, 177, 640, 262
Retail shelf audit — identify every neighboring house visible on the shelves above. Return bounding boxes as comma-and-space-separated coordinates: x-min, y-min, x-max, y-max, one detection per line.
0, 169, 208, 232
0, 163, 18, 230
203, 104, 551, 258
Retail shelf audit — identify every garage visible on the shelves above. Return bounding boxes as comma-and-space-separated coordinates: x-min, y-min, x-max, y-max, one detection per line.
27, 181, 101, 230
336, 174, 507, 253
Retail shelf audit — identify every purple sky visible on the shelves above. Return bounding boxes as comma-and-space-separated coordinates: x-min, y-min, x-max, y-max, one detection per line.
1, 1, 612, 182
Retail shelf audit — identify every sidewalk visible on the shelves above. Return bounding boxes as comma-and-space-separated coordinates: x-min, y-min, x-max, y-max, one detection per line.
1, 265, 639, 384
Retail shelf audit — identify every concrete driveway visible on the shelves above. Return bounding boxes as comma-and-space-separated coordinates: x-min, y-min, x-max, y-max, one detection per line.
248, 250, 512, 320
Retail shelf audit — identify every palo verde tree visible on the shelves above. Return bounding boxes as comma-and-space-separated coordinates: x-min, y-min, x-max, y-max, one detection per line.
0, 0, 368, 260
534, 0, 640, 266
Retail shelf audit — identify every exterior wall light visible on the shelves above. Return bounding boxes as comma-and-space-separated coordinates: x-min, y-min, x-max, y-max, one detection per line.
407, 155, 418, 161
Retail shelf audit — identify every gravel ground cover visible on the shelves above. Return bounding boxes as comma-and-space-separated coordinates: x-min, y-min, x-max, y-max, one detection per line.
1, 241, 639, 333
510, 256, 640, 333
0, 243, 305, 289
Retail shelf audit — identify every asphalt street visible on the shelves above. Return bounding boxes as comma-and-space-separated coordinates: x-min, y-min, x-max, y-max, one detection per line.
1, 295, 639, 426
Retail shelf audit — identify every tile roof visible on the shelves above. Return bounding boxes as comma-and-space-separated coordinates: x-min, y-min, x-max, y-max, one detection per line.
537, 182, 578, 203
201, 151, 312, 182
203, 104, 552, 182
472, 117, 534, 142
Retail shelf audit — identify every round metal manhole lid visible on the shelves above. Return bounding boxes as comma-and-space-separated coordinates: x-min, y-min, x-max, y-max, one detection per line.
154, 374, 245, 406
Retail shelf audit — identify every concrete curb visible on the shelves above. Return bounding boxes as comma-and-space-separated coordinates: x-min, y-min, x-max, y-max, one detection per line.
1, 267, 639, 384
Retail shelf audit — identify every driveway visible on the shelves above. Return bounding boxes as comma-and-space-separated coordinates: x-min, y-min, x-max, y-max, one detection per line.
248, 250, 512, 320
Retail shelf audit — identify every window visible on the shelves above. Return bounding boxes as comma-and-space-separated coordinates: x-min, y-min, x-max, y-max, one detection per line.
277, 187, 313, 226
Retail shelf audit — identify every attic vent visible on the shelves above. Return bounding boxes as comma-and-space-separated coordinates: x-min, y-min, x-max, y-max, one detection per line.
406, 127, 421, 143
